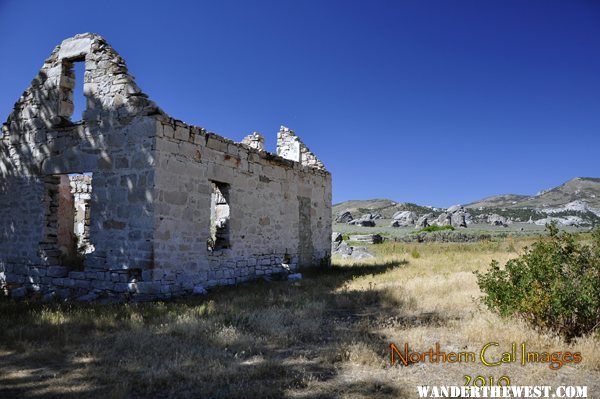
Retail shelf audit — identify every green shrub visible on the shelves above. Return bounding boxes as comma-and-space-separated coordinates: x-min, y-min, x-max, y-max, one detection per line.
417, 225, 455, 233
410, 248, 421, 259
475, 224, 600, 340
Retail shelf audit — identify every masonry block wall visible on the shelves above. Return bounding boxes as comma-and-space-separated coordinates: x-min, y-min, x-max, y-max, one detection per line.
0, 33, 331, 300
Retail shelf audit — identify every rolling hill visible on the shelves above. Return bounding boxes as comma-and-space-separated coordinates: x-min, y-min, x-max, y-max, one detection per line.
466, 177, 600, 210
334, 177, 600, 226
332, 199, 436, 220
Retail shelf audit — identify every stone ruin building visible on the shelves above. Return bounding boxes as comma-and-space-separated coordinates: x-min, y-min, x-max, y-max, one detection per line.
0, 33, 332, 301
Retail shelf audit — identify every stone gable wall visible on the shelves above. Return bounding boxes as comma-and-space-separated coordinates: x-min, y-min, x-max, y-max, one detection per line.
0, 33, 161, 299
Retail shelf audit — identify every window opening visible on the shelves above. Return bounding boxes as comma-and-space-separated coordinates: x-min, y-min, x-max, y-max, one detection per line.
208, 181, 230, 251
40, 173, 94, 269
59, 59, 86, 122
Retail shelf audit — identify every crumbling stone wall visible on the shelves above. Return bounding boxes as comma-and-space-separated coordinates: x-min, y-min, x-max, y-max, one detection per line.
277, 126, 325, 169
241, 132, 264, 151
149, 121, 331, 295
0, 33, 331, 300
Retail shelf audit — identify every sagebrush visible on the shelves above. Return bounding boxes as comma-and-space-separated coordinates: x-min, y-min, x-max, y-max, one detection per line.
476, 224, 600, 340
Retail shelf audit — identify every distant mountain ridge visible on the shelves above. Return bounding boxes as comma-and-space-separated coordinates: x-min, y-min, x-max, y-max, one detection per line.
466, 177, 600, 209
334, 177, 600, 227
463, 194, 530, 208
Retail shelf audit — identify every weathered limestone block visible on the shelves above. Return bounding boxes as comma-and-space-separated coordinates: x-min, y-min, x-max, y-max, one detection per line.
206, 136, 228, 152
69, 271, 86, 280
73, 279, 91, 289
91, 280, 113, 290
136, 281, 161, 295
47, 266, 69, 278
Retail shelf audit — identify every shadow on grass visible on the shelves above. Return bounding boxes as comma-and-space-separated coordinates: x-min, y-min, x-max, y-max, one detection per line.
0, 259, 429, 398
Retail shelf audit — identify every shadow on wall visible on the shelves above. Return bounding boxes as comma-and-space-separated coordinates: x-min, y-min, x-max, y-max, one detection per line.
0, 260, 419, 398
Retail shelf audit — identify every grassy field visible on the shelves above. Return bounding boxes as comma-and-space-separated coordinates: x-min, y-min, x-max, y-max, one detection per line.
1, 236, 599, 398
332, 221, 589, 240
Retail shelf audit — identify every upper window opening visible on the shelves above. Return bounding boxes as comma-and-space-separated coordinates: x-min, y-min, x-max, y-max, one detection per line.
58, 58, 86, 123
72, 61, 86, 121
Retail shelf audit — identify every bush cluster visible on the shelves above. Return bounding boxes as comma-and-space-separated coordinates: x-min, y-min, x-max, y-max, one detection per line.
418, 225, 455, 233
476, 224, 600, 340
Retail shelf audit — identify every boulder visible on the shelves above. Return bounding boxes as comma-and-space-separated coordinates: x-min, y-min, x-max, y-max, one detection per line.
391, 211, 417, 226
446, 204, 462, 214
464, 212, 474, 225
439, 205, 472, 227
332, 232, 343, 243
350, 247, 375, 260
487, 214, 508, 226
451, 212, 468, 228
348, 234, 383, 244
332, 241, 376, 260
331, 233, 343, 252
348, 219, 376, 227
349, 213, 382, 224
362, 213, 383, 220
434, 212, 452, 226
415, 213, 432, 228
333, 241, 353, 256
335, 211, 354, 223
332, 241, 340, 252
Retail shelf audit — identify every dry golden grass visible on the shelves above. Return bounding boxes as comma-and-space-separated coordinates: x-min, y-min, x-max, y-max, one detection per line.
333, 238, 600, 397
0, 236, 598, 398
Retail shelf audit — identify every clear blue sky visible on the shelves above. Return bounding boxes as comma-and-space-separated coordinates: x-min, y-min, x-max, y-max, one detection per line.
1, 0, 598, 207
